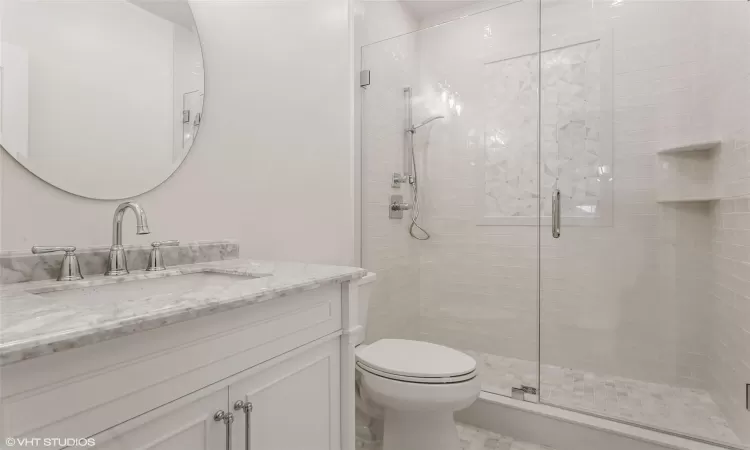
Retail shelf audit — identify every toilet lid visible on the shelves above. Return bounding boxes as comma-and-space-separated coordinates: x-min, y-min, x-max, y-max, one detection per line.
356, 339, 476, 379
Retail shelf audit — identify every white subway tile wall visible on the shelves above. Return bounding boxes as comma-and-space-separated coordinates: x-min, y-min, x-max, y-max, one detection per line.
362, 0, 749, 444
709, 0, 750, 443
362, 27, 422, 343
711, 198, 750, 444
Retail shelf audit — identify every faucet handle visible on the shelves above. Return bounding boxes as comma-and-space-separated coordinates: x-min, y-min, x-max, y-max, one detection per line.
32, 246, 77, 254
146, 240, 179, 271
150, 240, 179, 248
31, 246, 83, 281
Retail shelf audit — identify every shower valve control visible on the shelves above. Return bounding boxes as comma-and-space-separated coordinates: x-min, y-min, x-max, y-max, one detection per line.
389, 195, 412, 219
392, 172, 412, 188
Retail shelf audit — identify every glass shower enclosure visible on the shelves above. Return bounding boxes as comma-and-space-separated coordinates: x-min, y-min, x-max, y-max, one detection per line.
361, 0, 542, 402
360, 0, 749, 448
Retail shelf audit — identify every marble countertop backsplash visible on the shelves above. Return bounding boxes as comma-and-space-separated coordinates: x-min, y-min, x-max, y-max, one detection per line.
0, 240, 240, 284
0, 258, 367, 366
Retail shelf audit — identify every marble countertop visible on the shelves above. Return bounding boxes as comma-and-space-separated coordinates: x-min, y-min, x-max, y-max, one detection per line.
0, 259, 367, 366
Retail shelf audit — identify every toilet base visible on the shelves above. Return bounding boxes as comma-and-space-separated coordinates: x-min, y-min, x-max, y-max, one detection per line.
382, 409, 460, 450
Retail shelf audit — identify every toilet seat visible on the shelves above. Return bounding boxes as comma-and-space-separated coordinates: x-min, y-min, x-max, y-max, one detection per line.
356, 339, 477, 385
357, 361, 477, 384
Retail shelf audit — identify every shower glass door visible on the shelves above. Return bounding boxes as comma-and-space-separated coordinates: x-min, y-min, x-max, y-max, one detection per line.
360, 1, 542, 402
538, 0, 747, 446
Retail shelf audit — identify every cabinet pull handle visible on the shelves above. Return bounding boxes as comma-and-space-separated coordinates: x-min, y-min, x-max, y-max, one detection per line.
552, 188, 561, 238
215, 410, 234, 450
234, 400, 253, 450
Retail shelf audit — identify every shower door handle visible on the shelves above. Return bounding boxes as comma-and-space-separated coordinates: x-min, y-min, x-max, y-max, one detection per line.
552, 189, 561, 238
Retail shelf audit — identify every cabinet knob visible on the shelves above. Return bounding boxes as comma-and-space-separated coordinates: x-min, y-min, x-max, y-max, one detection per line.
215, 410, 234, 450
234, 400, 253, 413
233, 400, 253, 450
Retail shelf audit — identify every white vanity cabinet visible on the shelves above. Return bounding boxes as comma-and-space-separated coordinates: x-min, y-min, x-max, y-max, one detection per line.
1, 280, 359, 450
93, 339, 340, 450
90, 388, 228, 450
228, 339, 341, 450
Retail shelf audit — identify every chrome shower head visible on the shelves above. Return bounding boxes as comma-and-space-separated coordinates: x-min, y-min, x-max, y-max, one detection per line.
408, 115, 445, 133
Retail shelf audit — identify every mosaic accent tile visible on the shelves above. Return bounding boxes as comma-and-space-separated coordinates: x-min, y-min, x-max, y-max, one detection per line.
484, 40, 606, 219
484, 51, 540, 219
466, 351, 742, 446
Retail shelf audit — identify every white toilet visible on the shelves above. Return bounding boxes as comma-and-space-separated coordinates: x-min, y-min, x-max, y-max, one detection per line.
354, 273, 480, 450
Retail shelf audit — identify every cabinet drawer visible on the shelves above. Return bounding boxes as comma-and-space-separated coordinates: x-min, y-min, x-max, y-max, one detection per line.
2, 284, 343, 444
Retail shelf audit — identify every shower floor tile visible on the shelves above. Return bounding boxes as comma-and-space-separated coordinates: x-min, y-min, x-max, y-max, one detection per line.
458, 423, 557, 450
356, 422, 557, 450
466, 351, 742, 446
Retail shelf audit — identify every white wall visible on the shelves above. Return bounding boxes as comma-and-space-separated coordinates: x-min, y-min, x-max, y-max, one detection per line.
0, 0, 355, 267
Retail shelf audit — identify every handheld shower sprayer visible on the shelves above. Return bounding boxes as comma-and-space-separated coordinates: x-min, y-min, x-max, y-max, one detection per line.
408, 115, 445, 134
402, 92, 446, 240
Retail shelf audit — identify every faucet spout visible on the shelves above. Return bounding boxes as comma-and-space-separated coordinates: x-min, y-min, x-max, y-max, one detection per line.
106, 202, 150, 275
112, 202, 150, 246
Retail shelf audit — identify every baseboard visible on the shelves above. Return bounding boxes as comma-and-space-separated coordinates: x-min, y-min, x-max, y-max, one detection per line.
456, 392, 748, 450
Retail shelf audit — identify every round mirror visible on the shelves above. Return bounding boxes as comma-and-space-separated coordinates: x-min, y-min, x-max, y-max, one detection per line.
0, 0, 204, 199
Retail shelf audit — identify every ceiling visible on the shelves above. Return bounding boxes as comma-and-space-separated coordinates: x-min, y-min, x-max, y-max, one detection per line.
129, 0, 196, 30
400, 1, 483, 21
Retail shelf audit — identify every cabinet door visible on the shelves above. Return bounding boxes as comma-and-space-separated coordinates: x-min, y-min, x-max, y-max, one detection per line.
92, 387, 228, 450
229, 339, 341, 450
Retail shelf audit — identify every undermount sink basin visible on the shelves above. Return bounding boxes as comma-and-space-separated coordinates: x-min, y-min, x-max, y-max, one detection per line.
28, 271, 262, 303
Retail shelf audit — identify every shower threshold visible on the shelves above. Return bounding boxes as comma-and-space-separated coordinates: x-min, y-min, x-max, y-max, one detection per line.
464, 351, 743, 447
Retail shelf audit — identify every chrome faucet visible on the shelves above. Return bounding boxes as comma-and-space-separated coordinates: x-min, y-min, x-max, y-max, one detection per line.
105, 202, 151, 275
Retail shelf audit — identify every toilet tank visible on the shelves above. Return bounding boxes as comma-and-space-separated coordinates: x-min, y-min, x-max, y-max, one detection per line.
354, 272, 377, 346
